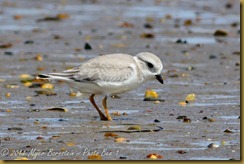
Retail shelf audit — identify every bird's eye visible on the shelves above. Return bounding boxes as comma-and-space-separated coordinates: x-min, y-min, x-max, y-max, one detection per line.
147, 62, 154, 68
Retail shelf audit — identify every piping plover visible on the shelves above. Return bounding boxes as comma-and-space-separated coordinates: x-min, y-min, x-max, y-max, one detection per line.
37, 52, 164, 121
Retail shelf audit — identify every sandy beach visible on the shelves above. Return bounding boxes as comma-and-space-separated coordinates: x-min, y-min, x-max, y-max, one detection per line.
0, 0, 240, 160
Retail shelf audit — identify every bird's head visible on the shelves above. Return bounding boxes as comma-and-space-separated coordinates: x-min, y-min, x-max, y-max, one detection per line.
134, 52, 164, 84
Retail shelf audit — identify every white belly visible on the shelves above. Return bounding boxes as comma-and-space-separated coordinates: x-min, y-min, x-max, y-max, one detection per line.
65, 76, 144, 96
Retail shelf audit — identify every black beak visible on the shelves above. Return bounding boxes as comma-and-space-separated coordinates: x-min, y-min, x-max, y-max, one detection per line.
155, 74, 164, 84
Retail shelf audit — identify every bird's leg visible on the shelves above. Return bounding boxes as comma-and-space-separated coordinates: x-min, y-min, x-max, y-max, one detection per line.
102, 96, 112, 121
89, 94, 108, 121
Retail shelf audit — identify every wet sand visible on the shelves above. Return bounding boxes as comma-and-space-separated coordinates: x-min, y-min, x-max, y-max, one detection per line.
0, 0, 240, 160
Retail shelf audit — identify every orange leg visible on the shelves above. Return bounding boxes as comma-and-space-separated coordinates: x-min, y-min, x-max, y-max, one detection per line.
102, 96, 112, 121
89, 94, 108, 121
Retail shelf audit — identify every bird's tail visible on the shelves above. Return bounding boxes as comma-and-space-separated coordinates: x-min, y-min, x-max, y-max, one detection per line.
36, 67, 80, 81
36, 73, 73, 81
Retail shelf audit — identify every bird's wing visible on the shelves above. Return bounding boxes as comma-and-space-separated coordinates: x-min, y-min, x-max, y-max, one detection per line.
71, 54, 136, 83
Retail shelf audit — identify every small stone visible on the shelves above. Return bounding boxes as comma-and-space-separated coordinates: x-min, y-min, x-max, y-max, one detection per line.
231, 22, 238, 27
213, 30, 228, 36
176, 39, 187, 44
144, 23, 153, 29
207, 143, 219, 148
186, 66, 195, 71
165, 14, 172, 19
53, 34, 63, 40
24, 40, 34, 44
119, 156, 127, 159
4, 137, 11, 141
177, 150, 187, 154
140, 33, 155, 39
209, 54, 217, 59
114, 138, 127, 143
112, 111, 121, 116
84, 42, 92, 50
225, 3, 232, 9
0, 43, 12, 48
224, 129, 233, 133
221, 140, 227, 145
153, 100, 161, 104
127, 126, 141, 130
154, 119, 160, 123
5, 92, 11, 98
34, 54, 43, 61
179, 101, 187, 106
232, 51, 240, 55
235, 62, 240, 66
144, 89, 158, 99
8, 127, 23, 131
41, 83, 54, 89
4, 51, 14, 56
111, 95, 121, 99
183, 19, 193, 26
207, 118, 215, 122
183, 118, 191, 123
176, 116, 187, 119
145, 45, 150, 48
119, 21, 134, 28
202, 116, 208, 120
185, 94, 196, 102
47, 107, 68, 112
36, 136, 44, 139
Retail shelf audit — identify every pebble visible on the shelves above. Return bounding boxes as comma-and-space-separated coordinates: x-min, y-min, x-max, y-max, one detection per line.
8, 127, 23, 131
207, 118, 215, 122
153, 100, 161, 104
140, 33, 155, 39
36, 136, 44, 139
207, 143, 219, 148
176, 116, 187, 119
154, 119, 160, 123
84, 42, 92, 50
144, 23, 153, 29
224, 129, 233, 133
183, 118, 191, 123
119, 156, 127, 159
4, 51, 14, 56
176, 39, 187, 44
177, 150, 187, 154
225, 3, 232, 9
4, 137, 11, 141
209, 54, 217, 59
213, 30, 228, 36
24, 40, 34, 44
235, 62, 240, 66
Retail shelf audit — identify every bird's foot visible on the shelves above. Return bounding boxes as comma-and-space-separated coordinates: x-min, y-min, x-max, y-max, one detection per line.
100, 116, 112, 121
